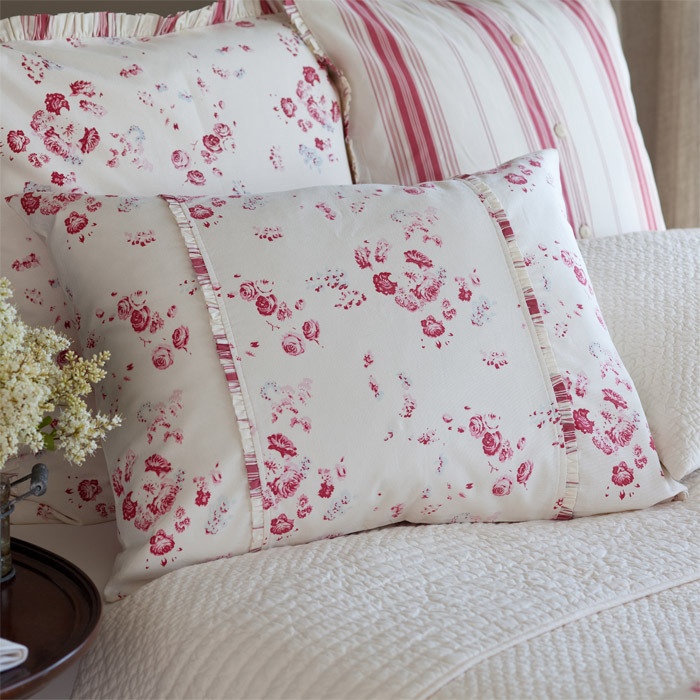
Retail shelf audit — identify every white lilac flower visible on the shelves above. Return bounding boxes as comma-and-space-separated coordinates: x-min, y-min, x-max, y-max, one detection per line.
0, 277, 121, 466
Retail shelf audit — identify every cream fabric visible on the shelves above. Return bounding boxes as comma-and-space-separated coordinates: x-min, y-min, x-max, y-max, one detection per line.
0, 1, 351, 524
580, 229, 700, 481
8, 150, 685, 599
72, 470, 700, 699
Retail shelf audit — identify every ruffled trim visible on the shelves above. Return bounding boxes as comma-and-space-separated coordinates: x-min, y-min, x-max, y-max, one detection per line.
284, 0, 358, 182
0, 0, 284, 42
165, 196, 265, 552
461, 175, 580, 520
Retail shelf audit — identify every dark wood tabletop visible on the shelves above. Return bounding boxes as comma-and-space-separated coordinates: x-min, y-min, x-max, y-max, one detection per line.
0, 538, 101, 699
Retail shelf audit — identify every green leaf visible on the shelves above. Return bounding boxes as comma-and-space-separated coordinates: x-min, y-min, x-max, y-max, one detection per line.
37, 415, 53, 429
42, 433, 56, 452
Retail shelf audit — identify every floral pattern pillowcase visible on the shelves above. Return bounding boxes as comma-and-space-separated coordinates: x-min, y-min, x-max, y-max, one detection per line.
0, 0, 351, 523
8, 150, 684, 599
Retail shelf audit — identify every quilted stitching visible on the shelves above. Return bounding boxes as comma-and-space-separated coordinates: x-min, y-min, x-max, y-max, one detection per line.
580, 229, 700, 480
435, 580, 700, 700
73, 472, 699, 699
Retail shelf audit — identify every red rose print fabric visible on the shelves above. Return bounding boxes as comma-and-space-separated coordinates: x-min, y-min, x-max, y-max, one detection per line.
166, 150, 682, 550
9, 194, 256, 599
0, 1, 351, 523
8, 150, 684, 598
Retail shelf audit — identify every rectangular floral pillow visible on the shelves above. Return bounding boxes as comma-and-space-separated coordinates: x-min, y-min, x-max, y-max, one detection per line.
8, 150, 684, 599
286, 0, 664, 239
0, 0, 351, 523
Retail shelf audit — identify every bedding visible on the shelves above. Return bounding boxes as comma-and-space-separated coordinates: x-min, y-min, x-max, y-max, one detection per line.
579, 229, 700, 481
0, 1, 698, 699
0, 0, 351, 525
71, 469, 700, 699
9, 150, 684, 600
287, 0, 664, 238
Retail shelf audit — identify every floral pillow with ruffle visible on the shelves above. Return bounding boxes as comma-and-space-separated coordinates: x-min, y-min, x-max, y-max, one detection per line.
0, 0, 351, 523
8, 150, 684, 598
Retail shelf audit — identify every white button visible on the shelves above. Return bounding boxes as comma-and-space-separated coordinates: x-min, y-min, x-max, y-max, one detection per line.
553, 123, 567, 138
510, 33, 525, 46
578, 224, 592, 239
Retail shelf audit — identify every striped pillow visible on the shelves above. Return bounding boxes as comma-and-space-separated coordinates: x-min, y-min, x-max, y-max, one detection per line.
287, 0, 664, 238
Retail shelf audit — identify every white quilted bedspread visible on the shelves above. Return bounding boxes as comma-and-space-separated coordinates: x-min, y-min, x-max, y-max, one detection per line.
579, 229, 700, 480
74, 471, 700, 700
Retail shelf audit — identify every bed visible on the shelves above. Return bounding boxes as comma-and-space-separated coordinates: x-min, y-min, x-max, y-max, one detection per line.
1, 1, 698, 698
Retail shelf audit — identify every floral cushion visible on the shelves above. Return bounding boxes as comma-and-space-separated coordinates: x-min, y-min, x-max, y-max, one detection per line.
287, 0, 664, 239
0, 0, 351, 523
8, 150, 684, 598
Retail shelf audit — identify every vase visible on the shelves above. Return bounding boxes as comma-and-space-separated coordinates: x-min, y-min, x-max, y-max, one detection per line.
1, 472, 13, 582
1, 464, 49, 583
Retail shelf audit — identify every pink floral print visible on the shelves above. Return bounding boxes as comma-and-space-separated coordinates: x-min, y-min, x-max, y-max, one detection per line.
5, 24, 344, 188
167, 156, 678, 545
1, 10, 351, 531
8, 150, 682, 596
158, 151, 680, 549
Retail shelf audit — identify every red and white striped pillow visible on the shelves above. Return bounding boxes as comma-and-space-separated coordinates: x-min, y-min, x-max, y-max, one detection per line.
287, 0, 664, 239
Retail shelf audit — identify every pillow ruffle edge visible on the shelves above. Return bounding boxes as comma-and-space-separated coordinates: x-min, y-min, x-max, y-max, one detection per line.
0, 0, 284, 42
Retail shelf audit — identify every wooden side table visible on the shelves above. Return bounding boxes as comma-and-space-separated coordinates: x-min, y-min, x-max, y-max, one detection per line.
0, 538, 101, 699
